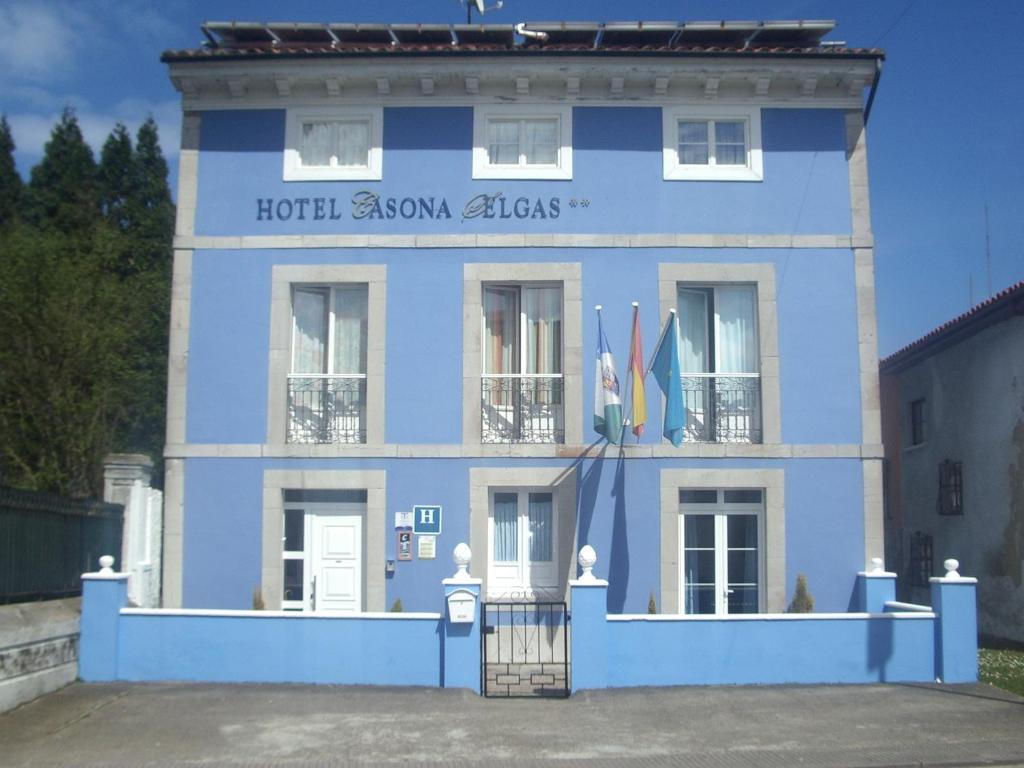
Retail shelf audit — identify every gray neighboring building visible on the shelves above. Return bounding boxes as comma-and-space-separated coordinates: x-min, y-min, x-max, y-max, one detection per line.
881, 280, 1024, 644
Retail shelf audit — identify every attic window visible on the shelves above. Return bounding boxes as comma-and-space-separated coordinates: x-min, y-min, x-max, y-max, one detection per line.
284, 108, 382, 181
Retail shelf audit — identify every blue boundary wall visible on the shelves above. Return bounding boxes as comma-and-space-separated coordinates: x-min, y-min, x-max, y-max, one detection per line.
80, 559, 978, 692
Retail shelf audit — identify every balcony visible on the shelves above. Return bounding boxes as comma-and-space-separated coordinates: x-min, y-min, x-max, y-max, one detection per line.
682, 374, 762, 443
287, 375, 366, 444
481, 375, 564, 444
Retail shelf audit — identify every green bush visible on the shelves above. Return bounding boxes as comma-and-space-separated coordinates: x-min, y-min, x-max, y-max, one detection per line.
787, 573, 814, 613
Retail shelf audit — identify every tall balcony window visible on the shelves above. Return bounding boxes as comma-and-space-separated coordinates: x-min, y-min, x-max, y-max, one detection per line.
288, 285, 368, 444
481, 284, 563, 443
678, 284, 762, 443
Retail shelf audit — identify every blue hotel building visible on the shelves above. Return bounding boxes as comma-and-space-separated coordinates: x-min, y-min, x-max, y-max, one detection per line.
160, 20, 885, 620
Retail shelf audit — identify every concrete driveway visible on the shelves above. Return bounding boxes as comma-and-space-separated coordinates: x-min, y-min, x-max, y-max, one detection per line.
1, 681, 1022, 767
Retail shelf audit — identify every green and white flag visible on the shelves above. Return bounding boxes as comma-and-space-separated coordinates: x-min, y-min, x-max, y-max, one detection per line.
593, 306, 623, 445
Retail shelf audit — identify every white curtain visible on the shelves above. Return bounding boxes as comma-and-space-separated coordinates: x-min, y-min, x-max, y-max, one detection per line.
487, 121, 519, 165
528, 493, 553, 562
333, 286, 368, 375
678, 120, 709, 165
523, 287, 561, 375
714, 121, 746, 166
678, 288, 709, 374
301, 121, 369, 168
493, 493, 518, 562
292, 289, 327, 374
715, 286, 757, 374
523, 120, 557, 165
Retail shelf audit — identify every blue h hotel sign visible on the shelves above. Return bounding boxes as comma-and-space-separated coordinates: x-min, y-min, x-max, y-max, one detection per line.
413, 505, 442, 535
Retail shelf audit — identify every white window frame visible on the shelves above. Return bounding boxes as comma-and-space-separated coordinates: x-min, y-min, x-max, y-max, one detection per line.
486, 487, 560, 601
472, 105, 573, 180
662, 106, 763, 181
679, 488, 766, 615
283, 107, 383, 181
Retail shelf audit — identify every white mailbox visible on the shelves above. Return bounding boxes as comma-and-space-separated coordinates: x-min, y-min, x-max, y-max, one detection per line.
446, 588, 476, 624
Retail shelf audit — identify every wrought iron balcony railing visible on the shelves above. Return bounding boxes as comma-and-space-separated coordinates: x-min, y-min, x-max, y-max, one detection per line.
681, 373, 762, 443
481, 375, 564, 444
287, 375, 366, 444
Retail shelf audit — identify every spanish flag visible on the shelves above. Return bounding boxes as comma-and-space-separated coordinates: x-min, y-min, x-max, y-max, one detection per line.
628, 302, 647, 438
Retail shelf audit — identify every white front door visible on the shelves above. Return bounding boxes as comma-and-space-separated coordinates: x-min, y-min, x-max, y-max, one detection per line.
312, 513, 362, 612
488, 490, 558, 599
282, 501, 364, 613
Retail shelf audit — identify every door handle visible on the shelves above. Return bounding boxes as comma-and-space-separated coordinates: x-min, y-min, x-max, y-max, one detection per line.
311, 575, 317, 611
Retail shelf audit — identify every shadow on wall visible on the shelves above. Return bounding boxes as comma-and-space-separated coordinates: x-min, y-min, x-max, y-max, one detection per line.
867, 615, 895, 682
608, 453, 630, 613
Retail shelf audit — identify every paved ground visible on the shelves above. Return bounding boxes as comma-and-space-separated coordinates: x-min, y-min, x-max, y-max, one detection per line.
1, 682, 1023, 767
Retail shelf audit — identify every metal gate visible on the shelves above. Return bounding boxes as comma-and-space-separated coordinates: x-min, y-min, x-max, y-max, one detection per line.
481, 601, 569, 698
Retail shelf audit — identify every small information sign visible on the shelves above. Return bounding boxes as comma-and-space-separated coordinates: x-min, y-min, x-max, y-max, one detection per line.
413, 505, 442, 535
394, 511, 413, 531
397, 531, 412, 561
417, 535, 437, 560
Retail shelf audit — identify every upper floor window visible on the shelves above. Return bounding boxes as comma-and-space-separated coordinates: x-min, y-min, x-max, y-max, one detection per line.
473, 106, 572, 180
678, 284, 762, 443
284, 108, 383, 181
481, 284, 563, 443
288, 285, 368, 444
937, 460, 963, 516
909, 398, 926, 446
662, 107, 763, 181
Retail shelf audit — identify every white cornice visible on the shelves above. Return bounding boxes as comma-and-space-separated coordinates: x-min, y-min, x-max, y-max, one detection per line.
167, 56, 875, 110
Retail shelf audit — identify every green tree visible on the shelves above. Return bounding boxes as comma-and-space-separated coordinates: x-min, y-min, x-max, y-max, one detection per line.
0, 116, 22, 227
25, 108, 99, 237
0, 223, 132, 496
97, 122, 134, 232
130, 117, 175, 250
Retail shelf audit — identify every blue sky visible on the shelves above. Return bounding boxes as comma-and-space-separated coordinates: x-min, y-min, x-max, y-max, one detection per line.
1, 0, 1022, 356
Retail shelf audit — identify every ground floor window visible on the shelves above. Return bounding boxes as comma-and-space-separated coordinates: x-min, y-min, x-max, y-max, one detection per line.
281, 489, 367, 612
680, 488, 764, 615
488, 489, 559, 600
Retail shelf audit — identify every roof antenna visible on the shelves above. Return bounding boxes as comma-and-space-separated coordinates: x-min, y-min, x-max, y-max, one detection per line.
984, 202, 992, 299
463, 0, 503, 24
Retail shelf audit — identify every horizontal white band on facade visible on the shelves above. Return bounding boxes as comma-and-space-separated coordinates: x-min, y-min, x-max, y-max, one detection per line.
121, 608, 443, 620
164, 442, 885, 460
174, 233, 867, 251
606, 611, 937, 622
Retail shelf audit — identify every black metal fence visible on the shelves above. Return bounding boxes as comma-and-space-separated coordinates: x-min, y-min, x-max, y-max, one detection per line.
481, 376, 564, 444
0, 487, 123, 604
287, 375, 367, 444
481, 601, 569, 698
681, 374, 763, 443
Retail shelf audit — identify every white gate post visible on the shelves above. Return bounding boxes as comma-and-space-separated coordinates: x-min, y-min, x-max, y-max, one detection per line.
102, 454, 161, 607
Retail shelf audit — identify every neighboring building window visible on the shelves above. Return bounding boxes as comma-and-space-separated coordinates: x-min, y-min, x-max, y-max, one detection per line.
288, 285, 368, 444
283, 108, 383, 181
662, 107, 763, 181
679, 488, 764, 615
909, 398, 926, 446
488, 489, 558, 600
908, 531, 933, 587
472, 106, 572, 179
677, 284, 762, 443
481, 284, 563, 443
937, 460, 964, 516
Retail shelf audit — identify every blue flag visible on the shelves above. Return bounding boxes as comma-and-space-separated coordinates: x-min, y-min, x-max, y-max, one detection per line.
593, 308, 623, 445
648, 311, 684, 446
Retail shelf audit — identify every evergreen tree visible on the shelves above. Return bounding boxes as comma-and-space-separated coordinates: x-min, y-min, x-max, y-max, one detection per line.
130, 117, 174, 248
25, 108, 99, 236
0, 116, 22, 227
97, 122, 134, 232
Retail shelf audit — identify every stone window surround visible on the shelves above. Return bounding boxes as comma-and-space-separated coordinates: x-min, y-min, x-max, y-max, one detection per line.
660, 467, 786, 614
261, 469, 386, 611
462, 262, 583, 446
266, 264, 386, 447
658, 261, 781, 445
469, 466, 578, 601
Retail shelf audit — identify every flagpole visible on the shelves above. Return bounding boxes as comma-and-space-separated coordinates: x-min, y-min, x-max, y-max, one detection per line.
624, 302, 638, 444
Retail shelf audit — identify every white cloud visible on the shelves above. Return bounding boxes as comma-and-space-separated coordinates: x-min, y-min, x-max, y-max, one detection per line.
0, 2, 92, 83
